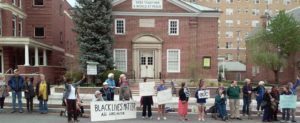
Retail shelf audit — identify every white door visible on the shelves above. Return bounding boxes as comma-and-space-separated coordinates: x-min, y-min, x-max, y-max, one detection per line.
140, 50, 154, 78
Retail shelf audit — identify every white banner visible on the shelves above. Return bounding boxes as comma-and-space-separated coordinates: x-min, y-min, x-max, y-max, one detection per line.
87, 64, 97, 75
139, 82, 155, 96
90, 101, 137, 122
157, 88, 172, 104
132, 0, 163, 9
197, 90, 210, 99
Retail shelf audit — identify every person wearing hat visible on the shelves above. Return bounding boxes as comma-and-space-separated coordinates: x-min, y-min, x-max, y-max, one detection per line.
105, 73, 116, 101
8, 69, 25, 113
253, 81, 266, 116
100, 82, 113, 101
92, 90, 104, 102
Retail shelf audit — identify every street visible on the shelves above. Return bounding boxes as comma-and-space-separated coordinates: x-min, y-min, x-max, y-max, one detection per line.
0, 112, 299, 123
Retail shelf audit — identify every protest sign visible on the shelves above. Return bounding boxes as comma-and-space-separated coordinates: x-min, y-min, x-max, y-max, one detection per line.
139, 82, 155, 96
157, 88, 172, 104
197, 90, 210, 99
279, 95, 297, 109
90, 101, 137, 122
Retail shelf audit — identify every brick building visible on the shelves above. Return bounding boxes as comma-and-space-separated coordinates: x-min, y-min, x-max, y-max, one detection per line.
0, 0, 78, 83
112, 0, 220, 81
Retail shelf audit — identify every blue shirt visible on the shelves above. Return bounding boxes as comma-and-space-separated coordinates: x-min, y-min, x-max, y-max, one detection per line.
105, 78, 116, 88
290, 80, 300, 95
157, 84, 167, 91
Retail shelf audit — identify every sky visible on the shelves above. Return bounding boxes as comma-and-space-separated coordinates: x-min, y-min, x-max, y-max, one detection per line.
67, 0, 76, 7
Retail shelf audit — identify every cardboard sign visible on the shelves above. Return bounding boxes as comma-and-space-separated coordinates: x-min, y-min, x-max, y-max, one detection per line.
197, 90, 210, 99
90, 101, 137, 122
139, 82, 155, 96
157, 88, 172, 104
279, 95, 297, 109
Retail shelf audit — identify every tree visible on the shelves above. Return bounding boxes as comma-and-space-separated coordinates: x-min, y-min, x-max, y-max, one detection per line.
73, 0, 114, 73
247, 11, 300, 84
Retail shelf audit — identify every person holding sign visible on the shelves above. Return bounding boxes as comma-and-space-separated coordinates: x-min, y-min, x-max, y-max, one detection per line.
280, 86, 292, 123
105, 73, 116, 101
195, 79, 208, 121
140, 78, 153, 120
178, 82, 190, 121
227, 80, 242, 120
287, 76, 300, 123
156, 80, 168, 120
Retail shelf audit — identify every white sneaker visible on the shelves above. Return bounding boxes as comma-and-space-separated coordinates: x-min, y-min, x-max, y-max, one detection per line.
149, 117, 153, 120
163, 117, 167, 120
142, 116, 145, 120
202, 118, 205, 121
198, 118, 201, 121
157, 117, 161, 120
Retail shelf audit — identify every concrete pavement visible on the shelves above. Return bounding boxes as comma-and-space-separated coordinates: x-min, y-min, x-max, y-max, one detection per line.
0, 112, 299, 123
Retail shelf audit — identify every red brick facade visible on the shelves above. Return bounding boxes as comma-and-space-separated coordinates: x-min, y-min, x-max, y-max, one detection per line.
112, 0, 219, 80
0, 0, 78, 83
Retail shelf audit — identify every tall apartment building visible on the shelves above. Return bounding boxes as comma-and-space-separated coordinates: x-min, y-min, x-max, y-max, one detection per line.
0, 0, 78, 83
188, 0, 300, 63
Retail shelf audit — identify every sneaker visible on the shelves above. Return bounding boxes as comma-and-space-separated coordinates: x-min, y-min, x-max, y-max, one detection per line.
281, 120, 286, 123
202, 119, 205, 121
198, 118, 201, 121
286, 121, 292, 123
157, 117, 161, 120
149, 117, 153, 120
11, 110, 16, 113
163, 117, 167, 120
292, 120, 297, 123
236, 117, 242, 120
142, 116, 146, 120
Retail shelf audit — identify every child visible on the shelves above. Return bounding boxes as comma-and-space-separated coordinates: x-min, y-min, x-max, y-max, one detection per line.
195, 79, 208, 121
215, 88, 228, 121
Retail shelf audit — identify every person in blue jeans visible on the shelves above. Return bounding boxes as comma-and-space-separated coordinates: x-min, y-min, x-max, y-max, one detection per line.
281, 86, 292, 123
287, 76, 300, 123
36, 74, 51, 114
105, 73, 115, 101
8, 69, 25, 113
242, 79, 253, 118
215, 88, 228, 121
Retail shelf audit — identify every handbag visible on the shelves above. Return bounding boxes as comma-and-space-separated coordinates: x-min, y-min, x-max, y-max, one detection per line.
261, 100, 267, 108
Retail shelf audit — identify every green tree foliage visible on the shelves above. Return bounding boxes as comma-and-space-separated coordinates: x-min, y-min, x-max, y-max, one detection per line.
73, 0, 114, 73
247, 11, 300, 84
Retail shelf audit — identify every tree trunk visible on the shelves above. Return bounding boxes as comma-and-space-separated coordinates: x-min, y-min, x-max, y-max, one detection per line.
273, 70, 279, 85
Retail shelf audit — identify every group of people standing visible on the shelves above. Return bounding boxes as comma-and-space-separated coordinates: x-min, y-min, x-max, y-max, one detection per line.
0, 69, 51, 114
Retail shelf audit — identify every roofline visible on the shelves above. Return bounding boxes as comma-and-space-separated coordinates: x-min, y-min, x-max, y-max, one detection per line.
112, 11, 220, 17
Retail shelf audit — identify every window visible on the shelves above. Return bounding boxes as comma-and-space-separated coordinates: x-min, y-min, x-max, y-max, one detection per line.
168, 19, 179, 35
226, 8, 234, 15
237, 20, 241, 25
226, 42, 233, 48
252, 9, 260, 16
34, 0, 44, 6
226, 0, 233, 3
225, 20, 233, 27
216, 0, 220, 3
284, 0, 291, 5
113, 49, 127, 72
253, 0, 260, 3
245, 8, 249, 13
18, 21, 22, 36
115, 19, 125, 35
34, 27, 45, 37
245, 20, 249, 25
12, 0, 16, 5
252, 66, 260, 76
225, 32, 233, 38
251, 20, 260, 27
236, 31, 241, 37
265, 0, 272, 4
12, 15, 17, 37
245, 32, 249, 37
226, 53, 233, 60
19, 0, 22, 8
167, 49, 180, 72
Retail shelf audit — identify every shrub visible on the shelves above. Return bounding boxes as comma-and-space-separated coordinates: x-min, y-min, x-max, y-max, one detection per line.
64, 70, 83, 82
99, 70, 124, 86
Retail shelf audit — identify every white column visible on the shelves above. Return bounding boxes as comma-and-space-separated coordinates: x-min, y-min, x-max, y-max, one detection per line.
24, 44, 30, 66
34, 47, 39, 66
43, 49, 47, 66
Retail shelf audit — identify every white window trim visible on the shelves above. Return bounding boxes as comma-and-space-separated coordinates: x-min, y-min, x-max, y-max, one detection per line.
19, 0, 22, 9
12, 15, 17, 37
0, 49, 3, 74
113, 49, 127, 72
114, 18, 125, 35
12, 0, 16, 5
168, 19, 179, 36
167, 49, 181, 73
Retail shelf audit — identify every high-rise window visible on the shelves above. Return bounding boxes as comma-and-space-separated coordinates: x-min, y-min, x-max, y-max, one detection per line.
226, 8, 234, 15
34, 0, 43, 6
34, 27, 45, 37
226, 42, 233, 48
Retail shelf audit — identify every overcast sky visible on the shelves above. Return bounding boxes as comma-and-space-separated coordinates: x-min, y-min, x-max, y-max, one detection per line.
67, 0, 76, 7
